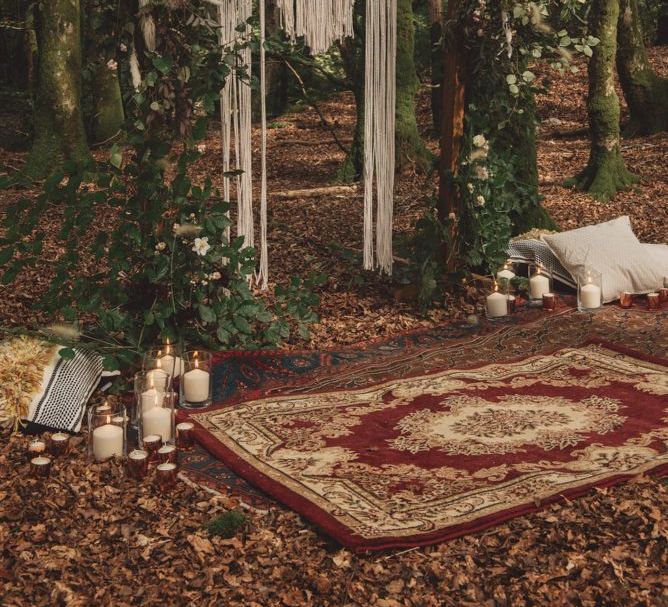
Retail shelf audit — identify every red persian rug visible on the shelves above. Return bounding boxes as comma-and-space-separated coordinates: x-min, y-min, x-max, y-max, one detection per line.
186, 341, 668, 551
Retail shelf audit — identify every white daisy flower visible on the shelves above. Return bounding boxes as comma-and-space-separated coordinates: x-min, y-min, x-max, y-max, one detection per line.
192, 237, 211, 257
472, 134, 487, 148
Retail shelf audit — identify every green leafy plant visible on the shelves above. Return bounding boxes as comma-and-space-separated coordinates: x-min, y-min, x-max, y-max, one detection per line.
204, 509, 246, 538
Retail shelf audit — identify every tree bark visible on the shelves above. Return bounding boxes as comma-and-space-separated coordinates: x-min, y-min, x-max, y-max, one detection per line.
23, 0, 91, 178
567, 0, 635, 200
396, 0, 430, 171
438, 0, 465, 271
617, 0, 668, 135
91, 61, 124, 144
428, 0, 444, 134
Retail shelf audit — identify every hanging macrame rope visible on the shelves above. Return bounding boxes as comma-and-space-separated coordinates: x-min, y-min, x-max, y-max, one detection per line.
364, 0, 397, 275
256, 0, 269, 289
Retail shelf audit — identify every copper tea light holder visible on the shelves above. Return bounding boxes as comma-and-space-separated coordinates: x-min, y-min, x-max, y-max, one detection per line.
176, 422, 195, 451
142, 434, 162, 463
659, 288, 668, 305
30, 456, 52, 478
542, 293, 556, 312
157, 444, 178, 465
619, 292, 634, 309
647, 293, 660, 310
127, 449, 149, 480
155, 462, 178, 490
27, 439, 47, 461
49, 433, 70, 457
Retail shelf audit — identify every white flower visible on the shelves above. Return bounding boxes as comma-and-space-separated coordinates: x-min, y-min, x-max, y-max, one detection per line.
476, 195, 486, 206
196, 143, 206, 154
189, 213, 196, 219
210, 271, 221, 280
106, 59, 118, 71
155, 241, 167, 251
201, 279, 209, 286
467, 182, 475, 193
472, 134, 487, 148
192, 237, 211, 257
475, 166, 490, 180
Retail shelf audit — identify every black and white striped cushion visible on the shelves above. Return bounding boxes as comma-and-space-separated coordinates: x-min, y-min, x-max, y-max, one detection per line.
507, 239, 577, 288
27, 348, 119, 433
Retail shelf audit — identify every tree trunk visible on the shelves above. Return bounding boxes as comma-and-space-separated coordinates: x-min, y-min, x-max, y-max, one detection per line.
617, 0, 668, 135
91, 61, 124, 144
23, 0, 91, 178
396, 0, 430, 171
567, 0, 635, 201
428, 0, 444, 134
438, 0, 465, 271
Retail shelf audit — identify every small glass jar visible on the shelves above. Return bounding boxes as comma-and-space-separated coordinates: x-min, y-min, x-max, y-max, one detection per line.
578, 269, 603, 312
88, 402, 127, 462
529, 264, 552, 303
137, 386, 176, 446
180, 351, 213, 409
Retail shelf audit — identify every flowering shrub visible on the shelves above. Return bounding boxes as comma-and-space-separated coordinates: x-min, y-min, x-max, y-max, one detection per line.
0, 1, 322, 370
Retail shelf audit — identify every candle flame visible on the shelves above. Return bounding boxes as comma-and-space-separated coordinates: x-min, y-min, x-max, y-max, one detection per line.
194, 358, 199, 369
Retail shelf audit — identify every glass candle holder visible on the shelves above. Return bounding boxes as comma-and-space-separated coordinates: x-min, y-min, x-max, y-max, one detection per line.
578, 269, 603, 312
138, 387, 176, 446
134, 370, 171, 429
142, 349, 173, 391
619, 291, 634, 309
88, 402, 126, 462
144, 340, 185, 381
180, 351, 213, 409
486, 282, 508, 319
528, 264, 552, 302
496, 261, 516, 282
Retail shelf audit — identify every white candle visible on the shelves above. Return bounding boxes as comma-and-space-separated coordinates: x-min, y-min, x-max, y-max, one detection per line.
93, 424, 124, 461
160, 353, 184, 378
580, 282, 601, 309
141, 386, 164, 413
529, 271, 550, 299
496, 268, 515, 281
183, 366, 210, 403
142, 406, 172, 441
146, 365, 170, 385
486, 289, 508, 318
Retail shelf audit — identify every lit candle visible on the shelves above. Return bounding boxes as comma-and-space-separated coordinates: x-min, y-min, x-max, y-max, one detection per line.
529, 268, 550, 300
496, 263, 515, 281
155, 462, 178, 490
142, 434, 162, 462
27, 439, 47, 460
142, 406, 172, 442
486, 284, 508, 318
158, 444, 178, 465
30, 456, 52, 478
542, 293, 556, 312
160, 340, 184, 378
92, 423, 124, 461
49, 433, 70, 457
619, 291, 633, 309
647, 292, 660, 310
127, 449, 149, 480
146, 358, 170, 385
183, 358, 210, 403
580, 280, 602, 309
176, 422, 195, 450
141, 377, 164, 413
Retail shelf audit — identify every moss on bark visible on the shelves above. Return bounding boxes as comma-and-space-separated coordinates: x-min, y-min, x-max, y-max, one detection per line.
617, 0, 668, 135
567, 0, 636, 201
23, 0, 91, 179
91, 62, 124, 144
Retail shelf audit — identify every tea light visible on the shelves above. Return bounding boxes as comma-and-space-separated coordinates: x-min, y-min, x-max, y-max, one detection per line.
486, 285, 508, 318
647, 292, 660, 310
49, 433, 70, 457
659, 288, 668, 305
155, 462, 178, 490
127, 449, 149, 480
529, 269, 550, 300
92, 423, 124, 461
542, 293, 556, 312
619, 292, 634, 309
183, 360, 211, 403
142, 434, 162, 462
30, 456, 52, 478
142, 405, 172, 441
27, 439, 47, 460
158, 444, 178, 465
176, 422, 195, 450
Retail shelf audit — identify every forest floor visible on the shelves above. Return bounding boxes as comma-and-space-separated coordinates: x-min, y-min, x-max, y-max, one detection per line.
0, 48, 667, 606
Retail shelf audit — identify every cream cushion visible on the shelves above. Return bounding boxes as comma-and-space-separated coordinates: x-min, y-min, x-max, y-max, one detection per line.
542, 216, 667, 303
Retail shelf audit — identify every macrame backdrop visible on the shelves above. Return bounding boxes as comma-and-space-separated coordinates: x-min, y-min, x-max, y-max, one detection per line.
217, 0, 396, 285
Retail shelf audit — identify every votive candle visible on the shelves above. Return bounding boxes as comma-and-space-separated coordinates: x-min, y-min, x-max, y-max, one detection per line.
619, 292, 634, 309
127, 449, 149, 480
647, 293, 660, 310
30, 456, 52, 478
49, 433, 70, 457
542, 293, 556, 312
176, 422, 195, 450
155, 462, 178, 490
142, 434, 162, 462
158, 444, 178, 465
27, 439, 47, 460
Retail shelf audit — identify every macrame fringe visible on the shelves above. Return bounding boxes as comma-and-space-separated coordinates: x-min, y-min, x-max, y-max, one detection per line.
363, 0, 397, 275
256, 0, 269, 289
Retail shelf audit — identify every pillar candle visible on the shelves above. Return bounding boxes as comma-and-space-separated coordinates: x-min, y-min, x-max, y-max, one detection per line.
142, 406, 172, 442
580, 282, 602, 309
529, 271, 550, 300
486, 289, 508, 318
496, 267, 515, 281
92, 424, 124, 461
160, 353, 184, 378
141, 386, 164, 413
183, 367, 210, 403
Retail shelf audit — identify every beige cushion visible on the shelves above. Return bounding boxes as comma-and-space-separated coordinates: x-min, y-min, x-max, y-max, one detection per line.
542, 216, 667, 303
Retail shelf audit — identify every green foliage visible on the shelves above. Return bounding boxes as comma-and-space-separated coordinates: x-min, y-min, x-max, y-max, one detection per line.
204, 510, 246, 538
0, 1, 322, 370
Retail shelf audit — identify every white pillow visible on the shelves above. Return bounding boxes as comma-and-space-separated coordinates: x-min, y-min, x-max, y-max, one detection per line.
542, 216, 667, 303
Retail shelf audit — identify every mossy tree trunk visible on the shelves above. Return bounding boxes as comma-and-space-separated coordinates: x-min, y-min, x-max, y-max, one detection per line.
396, 0, 430, 171
617, 0, 668, 135
23, 0, 91, 179
568, 0, 635, 200
428, 0, 444, 135
91, 62, 124, 144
